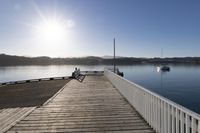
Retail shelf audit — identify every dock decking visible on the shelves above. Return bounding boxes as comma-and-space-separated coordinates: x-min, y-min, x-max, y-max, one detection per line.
7, 75, 154, 133
0, 107, 35, 132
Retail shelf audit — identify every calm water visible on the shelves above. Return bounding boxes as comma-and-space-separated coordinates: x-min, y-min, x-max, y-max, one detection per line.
0, 65, 200, 114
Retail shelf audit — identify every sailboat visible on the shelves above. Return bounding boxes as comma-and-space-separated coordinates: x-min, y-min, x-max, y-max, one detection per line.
160, 65, 170, 71
158, 49, 170, 71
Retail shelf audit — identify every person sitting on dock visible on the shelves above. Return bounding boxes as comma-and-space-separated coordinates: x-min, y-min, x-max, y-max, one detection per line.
72, 68, 79, 78
71, 68, 85, 82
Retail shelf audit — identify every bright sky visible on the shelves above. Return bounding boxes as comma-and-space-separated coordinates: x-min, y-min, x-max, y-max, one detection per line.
0, 0, 200, 57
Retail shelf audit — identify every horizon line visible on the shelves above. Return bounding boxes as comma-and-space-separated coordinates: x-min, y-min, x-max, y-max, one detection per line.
1, 53, 200, 59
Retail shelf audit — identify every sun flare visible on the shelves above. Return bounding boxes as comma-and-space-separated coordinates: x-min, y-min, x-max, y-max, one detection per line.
36, 19, 68, 43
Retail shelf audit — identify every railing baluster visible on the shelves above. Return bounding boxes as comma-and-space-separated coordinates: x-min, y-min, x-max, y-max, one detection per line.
152, 96, 154, 128
161, 101, 164, 133
153, 96, 156, 129
186, 114, 189, 133
168, 104, 171, 133
176, 108, 179, 133
164, 102, 167, 133
149, 94, 152, 126
156, 97, 159, 132
149, 93, 151, 125
142, 92, 144, 115
191, 117, 196, 133
172, 106, 175, 133
180, 111, 184, 133
156, 99, 159, 132
147, 93, 149, 123
159, 99, 161, 132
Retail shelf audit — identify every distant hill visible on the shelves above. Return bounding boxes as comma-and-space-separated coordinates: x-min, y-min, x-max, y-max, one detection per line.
102, 55, 124, 59
1, 54, 200, 66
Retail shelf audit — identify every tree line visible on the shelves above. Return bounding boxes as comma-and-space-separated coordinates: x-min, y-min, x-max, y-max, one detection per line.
1, 54, 200, 66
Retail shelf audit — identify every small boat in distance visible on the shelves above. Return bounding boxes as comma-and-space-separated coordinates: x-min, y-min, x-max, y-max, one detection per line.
160, 65, 170, 71
157, 65, 170, 72
157, 49, 170, 72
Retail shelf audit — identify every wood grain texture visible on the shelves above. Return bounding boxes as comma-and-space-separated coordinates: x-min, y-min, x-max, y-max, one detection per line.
0, 107, 35, 133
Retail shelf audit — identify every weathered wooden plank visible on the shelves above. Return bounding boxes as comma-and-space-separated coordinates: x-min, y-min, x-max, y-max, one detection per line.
19, 118, 145, 124
14, 121, 147, 128
106, 130, 155, 133
7, 128, 154, 133
0, 108, 19, 119
7, 130, 154, 133
8, 127, 153, 133
0, 108, 27, 126
27, 112, 139, 117
12, 121, 149, 128
10, 124, 152, 131
0, 107, 35, 133
23, 113, 141, 119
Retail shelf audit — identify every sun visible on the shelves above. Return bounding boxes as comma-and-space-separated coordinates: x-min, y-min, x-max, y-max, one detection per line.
30, 15, 75, 55
15, 1, 76, 56
35, 19, 68, 43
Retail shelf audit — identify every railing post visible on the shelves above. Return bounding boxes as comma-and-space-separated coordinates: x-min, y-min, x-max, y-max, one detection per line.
148, 93, 150, 124
186, 114, 189, 133
180, 111, 184, 133
172, 106, 175, 133
158, 99, 162, 132
145, 93, 148, 121
153, 96, 156, 129
192, 117, 197, 133
176, 108, 179, 133
156, 97, 159, 132
168, 104, 171, 133
161, 101, 164, 133
164, 102, 167, 133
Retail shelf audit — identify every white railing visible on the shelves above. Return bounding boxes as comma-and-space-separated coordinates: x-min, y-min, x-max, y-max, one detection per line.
104, 69, 200, 133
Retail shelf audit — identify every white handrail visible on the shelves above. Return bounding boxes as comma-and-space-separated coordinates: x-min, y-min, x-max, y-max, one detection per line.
104, 69, 200, 133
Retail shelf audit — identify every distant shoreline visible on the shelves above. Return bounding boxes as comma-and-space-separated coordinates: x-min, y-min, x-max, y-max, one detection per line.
1, 54, 200, 66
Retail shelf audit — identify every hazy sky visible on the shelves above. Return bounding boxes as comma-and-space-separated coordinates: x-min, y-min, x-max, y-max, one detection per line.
0, 0, 200, 57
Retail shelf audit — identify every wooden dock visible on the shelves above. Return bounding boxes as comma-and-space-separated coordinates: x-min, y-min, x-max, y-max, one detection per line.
5, 75, 154, 133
